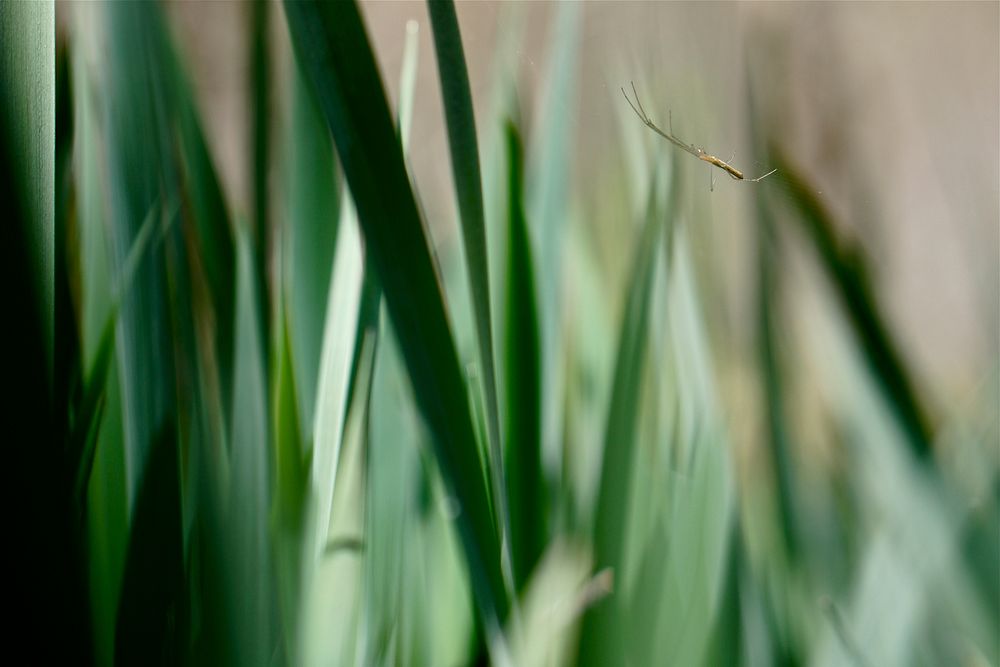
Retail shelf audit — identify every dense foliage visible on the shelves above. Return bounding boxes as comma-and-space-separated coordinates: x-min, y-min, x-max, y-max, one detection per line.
3, 1, 996, 665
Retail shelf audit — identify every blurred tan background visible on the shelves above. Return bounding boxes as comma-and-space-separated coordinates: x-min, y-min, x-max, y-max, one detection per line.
64, 1, 999, 416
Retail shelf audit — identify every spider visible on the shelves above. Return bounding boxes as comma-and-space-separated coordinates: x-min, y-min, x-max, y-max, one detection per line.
622, 82, 776, 189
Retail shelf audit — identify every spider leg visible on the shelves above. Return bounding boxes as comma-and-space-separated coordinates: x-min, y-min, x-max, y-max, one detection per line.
747, 168, 778, 182
630, 81, 649, 121
621, 87, 643, 120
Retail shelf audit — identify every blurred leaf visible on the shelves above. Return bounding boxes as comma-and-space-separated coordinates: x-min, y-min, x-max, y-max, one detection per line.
398, 17, 420, 152
502, 120, 545, 591
0, 0, 54, 374
1, 3, 93, 661
508, 540, 597, 667
172, 50, 236, 426
310, 194, 364, 560
55, 37, 80, 449
645, 437, 734, 666
250, 0, 271, 359
72, 204, 161, 515
770, 151, 934, 460
114, 424, 186, 665
283, 0, 508, 624
70, 38, 125, 665
527, 2, 582, 465
302, 287, 379, 666
104, 4, 237, 499
104, 2, 183, 496
271, 306, 309, 660
428, 0, 507, 553
285, 53, 340, 441
365, 309, 424, 665
625, 511, 671, 665
960, 474, 999, 625
702, 520, 745, 667
87, 359, 128, 667
579, 166, 669, 664
754, 195, 800, 560
227, 229, 278, 666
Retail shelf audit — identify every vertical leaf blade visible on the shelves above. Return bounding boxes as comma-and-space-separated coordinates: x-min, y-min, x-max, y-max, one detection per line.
428, 0, 507, 552
502, 121, 545, 591
282, 0, 508, 624
579, 165, 672, 665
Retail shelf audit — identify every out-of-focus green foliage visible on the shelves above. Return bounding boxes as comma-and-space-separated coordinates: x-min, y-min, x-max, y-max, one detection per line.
17, 1, 998, 665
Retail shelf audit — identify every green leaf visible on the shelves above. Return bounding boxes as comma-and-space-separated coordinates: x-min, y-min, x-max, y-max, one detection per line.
527, 2, 581, 460
114, 424, 185, 665
0, 0, 54, 378
227, 229, 278, 665
250, 0, 271, 361
1, 4, 95, 661
769, 151, 934, 460
502, 121, 545, 591
579, 163, 672, 665
72, 204, 162, 515
398, 17, 420, 152
301, 274, 380, 666
754, 196, 800, 560
86, 359, 128, 667
103, 2, 184, 495
428, 0, 507, 552
271, 306, 309, 660
310, 193, 365, 561
365, 309, 424, 664
595, 170, 669, 571
282, 0, 508, 624
285, 52, 340, 442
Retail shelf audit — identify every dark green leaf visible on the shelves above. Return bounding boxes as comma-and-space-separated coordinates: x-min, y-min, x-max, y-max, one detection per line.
502, 120, 545, 591
428, 0, 506, 546
115, 424, 186, 665
769, 151, 934, 460
282, 0, 508, 623
285, 43, 340, 442
754, 196, 800, 560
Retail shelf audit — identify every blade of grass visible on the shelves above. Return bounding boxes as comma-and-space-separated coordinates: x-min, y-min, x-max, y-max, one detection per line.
399, 18, 419, 152
227, 229, 278, 666
428, 0, 508, 566
579, 163, 671, 665
1, 3, 89, 661
55, 37, 79, 455
70, 36, 126, 664
285, 53, 340, 441
754, 192, 800, 560
310, 192, 364, 560
104, 2, 184, 499
171, 39, 237, 426
502, 120, 545, 591
302, 292, 380, 666
271, 305, 309, 662
365, 308, 423, 665
71, 203, 164, 511
283, 0, 508, 625
528, 2, 581, 467
770, 150, 934, 460
0, 0, 54, 378
114, 424, 185, 665
250, 0, 271, 361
